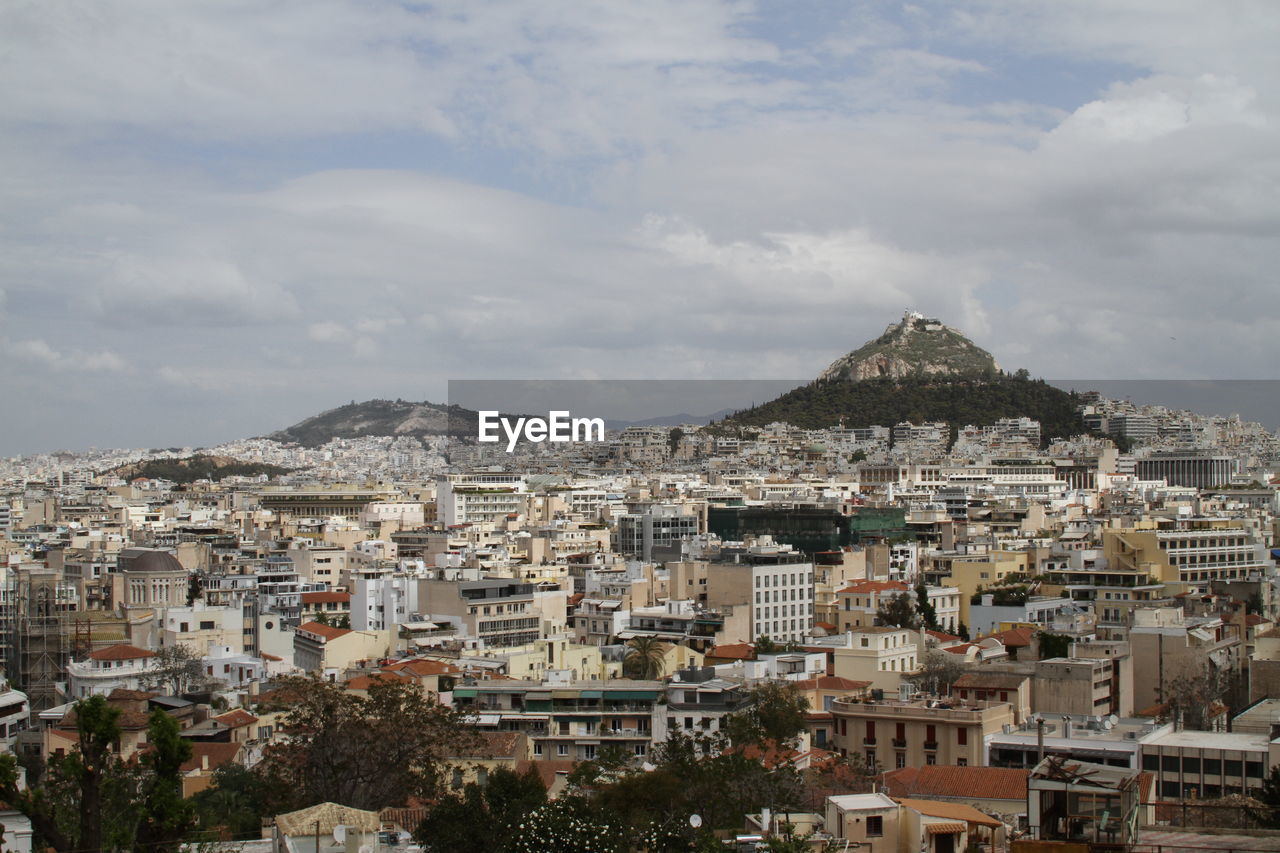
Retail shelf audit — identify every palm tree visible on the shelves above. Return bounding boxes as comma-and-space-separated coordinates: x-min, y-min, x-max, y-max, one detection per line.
623, 637, 668, 680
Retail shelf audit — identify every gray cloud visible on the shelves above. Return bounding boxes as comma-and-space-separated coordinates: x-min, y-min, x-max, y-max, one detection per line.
1, 1, 1277, 453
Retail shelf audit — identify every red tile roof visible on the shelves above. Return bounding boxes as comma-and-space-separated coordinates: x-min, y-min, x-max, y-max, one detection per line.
213, 709, 259, 728
301, 591, 350, 604
981, 626, 1034, 648
89, 644, 156, 661
707, 643, 755, 660
926, 629, 962, 643
297, 621, 351, 641
383, 658, 462, 677
345, 672, 413, 690
180, 741, 243, 774
880, 766, 1029, 802
793, 676, 872, 692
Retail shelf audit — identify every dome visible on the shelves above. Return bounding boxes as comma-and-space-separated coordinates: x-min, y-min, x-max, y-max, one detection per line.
121, 548, 185, 574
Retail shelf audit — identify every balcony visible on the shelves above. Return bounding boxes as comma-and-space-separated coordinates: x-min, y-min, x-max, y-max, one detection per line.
892, 738, 907, 749
923, 741, 939, 751
863, 737, 877, 746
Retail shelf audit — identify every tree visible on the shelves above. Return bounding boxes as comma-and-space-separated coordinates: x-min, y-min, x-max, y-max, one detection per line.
134, 709, 196, 853
1256, 765, 1280, 828
722, 681, 810, 748
141, 644, 210, 696
256, 676, 480, 811
754, 635, 780, 655
1038, 632, 1073, 660
913, 648, 966, 696
668, 427, 685, 453
414, 766, 547, 853
1163, 662, 1245, 731
0, 695, 130, 853
507, 795, 631, 853
623, 637, 668, 680
915, 583, 938, 630
876, 592, 919, 629
191, 764, 283, 840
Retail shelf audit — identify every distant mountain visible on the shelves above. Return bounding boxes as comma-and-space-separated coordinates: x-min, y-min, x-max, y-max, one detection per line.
721, 312, 1087, 444
267, 399, 481, 447
819, 311, 1000, 381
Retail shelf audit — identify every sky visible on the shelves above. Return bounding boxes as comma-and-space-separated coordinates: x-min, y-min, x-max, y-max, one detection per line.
2, 1, 1279, 454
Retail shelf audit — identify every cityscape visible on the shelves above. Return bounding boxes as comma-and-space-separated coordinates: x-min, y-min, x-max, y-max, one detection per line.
3, 3, 1280, 853
1, 313, 1279, 851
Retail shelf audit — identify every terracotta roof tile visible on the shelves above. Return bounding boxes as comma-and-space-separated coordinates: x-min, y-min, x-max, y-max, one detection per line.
180, 741, 242, 773
296, 621, 351, 641
212, 709, 259, 728
880, 766, 1029, 802
301, 591, 350, 604
89, 644, 156, 661
708, 643, 755, 660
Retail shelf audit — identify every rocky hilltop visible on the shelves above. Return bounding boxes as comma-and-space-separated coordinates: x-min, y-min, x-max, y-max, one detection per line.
267, 399, 475, 447
818, 311, 1000, 382
720, 311, 1085, 443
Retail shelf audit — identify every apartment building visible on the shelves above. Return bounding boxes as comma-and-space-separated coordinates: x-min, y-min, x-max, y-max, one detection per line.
1140, 729, 1277, 800
451, 679, 664, 762
829, 693, 1014, 772
703, 543, 815, 644
832, 627, 920, 691
436, 473, 529, 527
419, 578, 567, 649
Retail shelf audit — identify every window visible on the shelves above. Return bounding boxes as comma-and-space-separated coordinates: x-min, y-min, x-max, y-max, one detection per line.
1204, 758, 1221, 775
557, 744, 569, 756
895, 753, 906, 769
926, 754, 936, 765
1224, 759, 1243, 778
957, 758, 968, 767
1162, 755, 1179, 773
1183, 757, 1200, 774
1247, 761, 1264, 779
957, 728, 967, 746
866, 816, 883, 837
200, 620, 215, 630
1142, 754, 1159, 771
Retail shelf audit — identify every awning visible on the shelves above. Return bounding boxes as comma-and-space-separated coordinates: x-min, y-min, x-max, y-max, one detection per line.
926, 822, 965, 835
473, 714, 501, 726
525, 691, 552, 701
578, 690, 603, 698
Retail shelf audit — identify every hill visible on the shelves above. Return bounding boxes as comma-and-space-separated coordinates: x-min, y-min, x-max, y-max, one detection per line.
267, 399, 482, 447
721, 311, 1089, 444
720, 374, 1085, 442
818, 311, 1000, 381
110, 455, 292, 484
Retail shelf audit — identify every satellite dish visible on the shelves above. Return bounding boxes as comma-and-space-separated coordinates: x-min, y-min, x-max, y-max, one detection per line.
1108, 714, 1119, 726
690, 814, 703, 829
333, 825, 347, 844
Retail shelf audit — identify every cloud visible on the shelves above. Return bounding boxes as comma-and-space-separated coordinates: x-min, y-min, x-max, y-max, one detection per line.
2, 0, 1280, 453
6, 338, 129, 373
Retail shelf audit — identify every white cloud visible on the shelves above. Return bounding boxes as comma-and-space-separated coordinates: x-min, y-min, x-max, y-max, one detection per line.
7, 338, 128, 373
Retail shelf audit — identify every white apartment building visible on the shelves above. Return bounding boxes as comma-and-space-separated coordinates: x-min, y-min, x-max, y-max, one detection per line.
437, 473, 529, 526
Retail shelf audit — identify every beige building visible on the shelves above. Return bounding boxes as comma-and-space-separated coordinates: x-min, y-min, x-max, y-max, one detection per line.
1033, 658, 1117, 718
830, 694, 1015, 772
832, 627, 919, 691
825, 793, 902, 852
1128, 607, 1241, 714
292, 621, 393, 679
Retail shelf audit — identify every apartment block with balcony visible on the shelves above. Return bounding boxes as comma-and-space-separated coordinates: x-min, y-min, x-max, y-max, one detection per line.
451, 679, 664, 762
829, 693, 1014, 773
